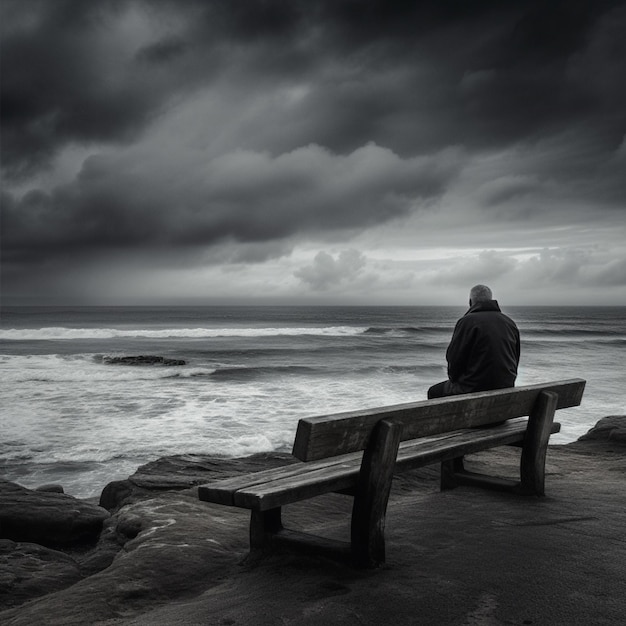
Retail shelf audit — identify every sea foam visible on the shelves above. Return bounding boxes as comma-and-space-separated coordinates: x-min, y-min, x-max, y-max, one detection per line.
0, 326, 366, 340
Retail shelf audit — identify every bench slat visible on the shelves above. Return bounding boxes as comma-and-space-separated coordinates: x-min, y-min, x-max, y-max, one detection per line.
292, 379, 583, 461
198, 451, 362, 506
395, 419, 561, 472
200, 419, 559, 512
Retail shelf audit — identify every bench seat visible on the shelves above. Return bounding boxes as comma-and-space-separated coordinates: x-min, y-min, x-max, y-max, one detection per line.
199, 418, 561, 511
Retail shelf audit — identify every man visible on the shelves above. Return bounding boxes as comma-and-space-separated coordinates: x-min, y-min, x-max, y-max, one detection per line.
428, 285, 520, 399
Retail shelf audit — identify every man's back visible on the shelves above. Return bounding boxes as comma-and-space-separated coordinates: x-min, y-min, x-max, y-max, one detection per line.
446, 300, 520, 393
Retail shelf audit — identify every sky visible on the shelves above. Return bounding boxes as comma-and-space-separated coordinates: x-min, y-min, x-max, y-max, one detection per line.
1, 0, 625, 306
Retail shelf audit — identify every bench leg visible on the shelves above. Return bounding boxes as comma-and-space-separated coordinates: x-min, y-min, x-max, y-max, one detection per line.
519, 390, 558, 496
250, 508, 282, 550
440, 457, 465, 490
351, 419, 402, 568
440, 391, 559, 496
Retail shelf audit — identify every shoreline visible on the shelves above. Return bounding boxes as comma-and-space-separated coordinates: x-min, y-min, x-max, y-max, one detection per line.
1, 415, 625, 625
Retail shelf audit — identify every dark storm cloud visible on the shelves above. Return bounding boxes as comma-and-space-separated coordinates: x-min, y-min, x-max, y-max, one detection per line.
2, 0, 138, 177
135, 36, 189, 64
1, 0, 625, 298
201, 0, 625, 155
2, 144, 458, 262
0, 0, 307, 178
4, 0, 624, 175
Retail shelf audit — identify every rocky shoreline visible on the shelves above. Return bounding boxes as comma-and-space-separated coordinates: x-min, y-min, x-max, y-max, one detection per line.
1, 416, 625, 625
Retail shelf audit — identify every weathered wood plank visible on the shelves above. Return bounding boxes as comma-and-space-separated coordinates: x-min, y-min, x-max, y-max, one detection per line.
198, 452, 363, 508
233, 460, 361, 510
198, 451, 362, 505
226, 420, 559, 511
394, 420, 560, 473
292, 379, 584, 461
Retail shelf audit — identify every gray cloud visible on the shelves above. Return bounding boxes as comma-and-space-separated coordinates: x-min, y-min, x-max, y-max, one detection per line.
4, 0, 625, 176
2, 0, 625, 304
2, 143, 460, 263
295, 249, 367, 291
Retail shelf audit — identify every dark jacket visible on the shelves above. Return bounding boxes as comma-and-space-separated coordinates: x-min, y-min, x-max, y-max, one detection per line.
446, 300, 520, 393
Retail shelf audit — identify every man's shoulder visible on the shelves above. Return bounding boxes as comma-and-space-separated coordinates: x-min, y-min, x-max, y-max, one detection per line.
464, 309, 518, 328
497, 310, 519, 327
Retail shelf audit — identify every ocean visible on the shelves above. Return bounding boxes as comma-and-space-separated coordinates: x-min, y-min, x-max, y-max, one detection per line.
1, 305, 624, 499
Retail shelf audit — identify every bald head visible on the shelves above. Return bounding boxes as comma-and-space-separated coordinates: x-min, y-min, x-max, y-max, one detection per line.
469, 284, 493, 305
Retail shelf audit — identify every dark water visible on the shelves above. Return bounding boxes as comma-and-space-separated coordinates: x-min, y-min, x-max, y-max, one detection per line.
1, 305, 624, 497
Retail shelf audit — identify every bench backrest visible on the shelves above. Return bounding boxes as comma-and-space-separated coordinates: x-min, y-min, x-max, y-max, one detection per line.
292, 379, 586, 461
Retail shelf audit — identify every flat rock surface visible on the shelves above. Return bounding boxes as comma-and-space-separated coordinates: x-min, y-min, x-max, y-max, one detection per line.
1, 418, 625, 625
101, 355, 186, 366
0, 540, 82, 609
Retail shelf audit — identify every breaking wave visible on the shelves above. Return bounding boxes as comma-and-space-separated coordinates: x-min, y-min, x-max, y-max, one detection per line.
0, 326, 366, 341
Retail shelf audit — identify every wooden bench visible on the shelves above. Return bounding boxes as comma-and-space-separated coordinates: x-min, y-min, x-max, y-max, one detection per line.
198, 379, 585, 568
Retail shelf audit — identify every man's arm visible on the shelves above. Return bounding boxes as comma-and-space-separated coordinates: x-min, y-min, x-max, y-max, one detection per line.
446, 320, 471, 381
